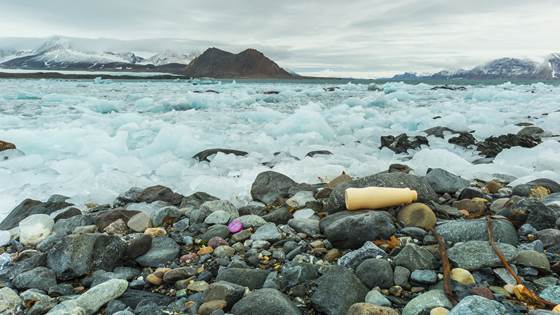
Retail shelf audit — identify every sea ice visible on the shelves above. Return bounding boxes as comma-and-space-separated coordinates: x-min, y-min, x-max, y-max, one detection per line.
1, 79, 560, 218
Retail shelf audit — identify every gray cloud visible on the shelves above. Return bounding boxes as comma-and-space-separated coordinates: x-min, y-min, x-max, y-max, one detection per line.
0, 0, 559, 77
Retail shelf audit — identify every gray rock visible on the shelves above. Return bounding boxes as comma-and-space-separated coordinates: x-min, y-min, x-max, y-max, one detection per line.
48, 279, 128, 315
201, 200, 239, 218
125, 233, 152, 259
448, 241, 518, 270
237, 215, 267, 228
199, 225, 230, 241
135, 237, 180, 267
105, 300, 128, 315
204, 210, 231, 225
311, 266, 368, 315
47, 233, 127, 280
365, 290, 391, 307
337, 241, 387, 269
518, 126, 545, 137
435, 218, 518, 245
321, 211, 396, 249
204, 281, 246, 310
116, 185, 183, 206
512, 179, 560, 197
151, 206, 181, 227
535, 229, 560, 248
402, 290, 452, 315
216, 268, 268, 290
425, 168, 470, 193
231, 288, 300, 315
251, 171, 298, 204
193, 148, 248, 162
178, 192, 219, 209
250, 223, 282, 242
498, 198, 557, 230
21, 289, 56, 315
279, 263, 319, 288
516, 250, 550, 270
53, 214, 96, 235
394, 266, 411, 288
14, 266, 57, 291
325, 172, 437, 213
448, 295, 507, 315
394, 244, 438, 271
262, 207, 292, 225
355, 259, 393, 289
494, 267, 518, 285
118, 289, 174, 309
410, 270, 437, 284
288, 218, 319, 236
539, 285, 560, 304
0, 195, 72, 230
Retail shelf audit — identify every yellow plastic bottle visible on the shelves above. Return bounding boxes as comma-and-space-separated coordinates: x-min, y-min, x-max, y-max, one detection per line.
345, 187, 418, 210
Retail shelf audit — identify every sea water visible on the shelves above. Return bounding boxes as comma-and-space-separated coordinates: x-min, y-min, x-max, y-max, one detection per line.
1, 78, 559, 218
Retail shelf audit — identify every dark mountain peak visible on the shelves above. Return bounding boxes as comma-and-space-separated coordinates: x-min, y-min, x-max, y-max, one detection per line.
184, 47, 295, 79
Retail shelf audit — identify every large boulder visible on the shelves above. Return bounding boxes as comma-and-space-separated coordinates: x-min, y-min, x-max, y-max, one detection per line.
447, 241, 517, 270
193, 148, 248, 162
47, 233, 127, 280
231, 288, 300, 315
311, 267, 368, 315
498, 198, 557, 230
321, 211, 396, 249
0, 195, 72, 230
13, 267, 57, 291
512, 179, 560, 197
325, 172, 437, 213
115, 185, 184, 207
435, 218, 518, 245
425, 168, 470, 194
251, 171, 298, 204
448, 295, 507, 315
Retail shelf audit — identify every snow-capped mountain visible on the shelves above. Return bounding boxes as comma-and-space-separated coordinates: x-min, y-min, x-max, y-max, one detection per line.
146, 50, 198, 66
0, 37, 198, 73
391, 55, 560, 80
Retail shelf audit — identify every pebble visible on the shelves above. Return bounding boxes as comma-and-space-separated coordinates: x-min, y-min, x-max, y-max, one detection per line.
144, 227, 166, 237
450, 268, 475, 285
397, 203, 437, 230
227, 219, 243, 233
127, 212, 152, 232
188, 280, 209, 292
365, 289, 392, 306
410, 270, 438, 284
430, 307, 449, 315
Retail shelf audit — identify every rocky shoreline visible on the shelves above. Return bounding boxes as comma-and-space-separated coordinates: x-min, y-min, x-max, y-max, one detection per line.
0, 165, 560, 315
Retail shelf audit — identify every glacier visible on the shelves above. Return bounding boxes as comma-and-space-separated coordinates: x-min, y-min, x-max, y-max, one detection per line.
0, 79, 559, 218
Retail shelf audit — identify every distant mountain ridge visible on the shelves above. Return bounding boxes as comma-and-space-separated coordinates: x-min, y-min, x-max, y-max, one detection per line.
391, 55, 560, 80
0, 37, 196, 74
184, 47, 295, 79
0, 37, 296, 78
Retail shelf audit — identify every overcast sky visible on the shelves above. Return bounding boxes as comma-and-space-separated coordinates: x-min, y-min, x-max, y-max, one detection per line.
1, 0, 559, 78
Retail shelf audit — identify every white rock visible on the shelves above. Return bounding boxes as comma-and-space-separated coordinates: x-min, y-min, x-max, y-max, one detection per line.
293, 208, 316, 219
47, 279, 128, 315
0, 287, 22, 313
204, 210, 231, 225
286, 191, 316, 209
127, 212, 152, 232
0, 230, 11, 247
19, 214, 54, 246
